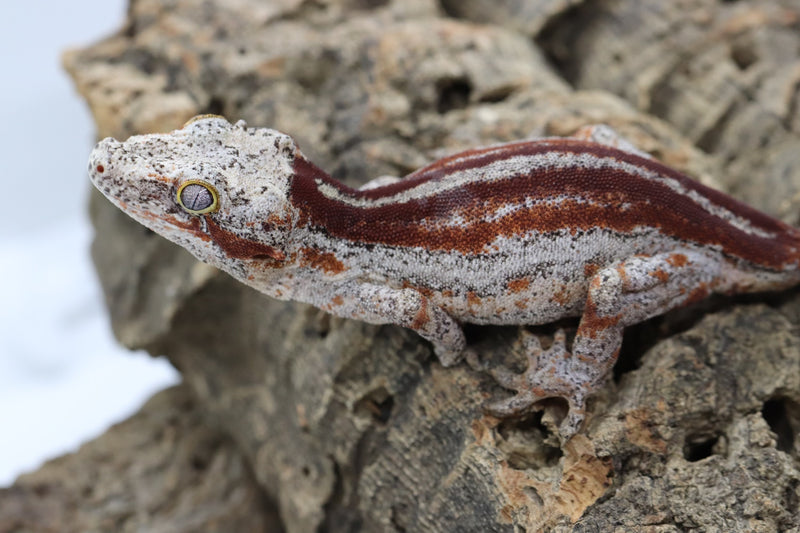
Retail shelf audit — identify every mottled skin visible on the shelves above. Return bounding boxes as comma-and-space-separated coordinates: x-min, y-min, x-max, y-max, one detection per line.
89, 116, 800, 438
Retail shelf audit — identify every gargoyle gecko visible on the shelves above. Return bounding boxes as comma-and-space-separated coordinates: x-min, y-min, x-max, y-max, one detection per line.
89, 116, 800, 438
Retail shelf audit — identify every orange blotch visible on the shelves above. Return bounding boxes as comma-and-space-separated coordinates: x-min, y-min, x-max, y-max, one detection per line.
417, 286, 434, 298
401, 280, 434, 298
686, 283, 710, 304
467, 291, 482, 307
578, 300, 622, 339
299, 247, 346, 274
267, 212, 292, 227
551, 284, 571, 306
649, 269, 670, 283
615, 263, 630, 285
411, 298, 429, 330
507, 278, 530, 293
667, 253, 688, 268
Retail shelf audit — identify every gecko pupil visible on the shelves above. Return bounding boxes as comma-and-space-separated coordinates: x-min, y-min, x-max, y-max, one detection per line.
180, 183, 213, 211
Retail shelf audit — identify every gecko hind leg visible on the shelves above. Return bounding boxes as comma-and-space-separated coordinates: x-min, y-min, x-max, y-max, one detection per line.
485, 329, 587, 436
484, 250, 726, 439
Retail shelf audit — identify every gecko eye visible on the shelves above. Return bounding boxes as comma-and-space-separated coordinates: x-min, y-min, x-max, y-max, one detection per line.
177, 180, 219, 215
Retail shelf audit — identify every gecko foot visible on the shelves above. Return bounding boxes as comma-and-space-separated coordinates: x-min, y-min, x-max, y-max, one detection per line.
485, 329, 588, 440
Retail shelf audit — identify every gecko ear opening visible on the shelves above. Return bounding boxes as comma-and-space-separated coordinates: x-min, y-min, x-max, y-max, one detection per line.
177, 180, 220, 215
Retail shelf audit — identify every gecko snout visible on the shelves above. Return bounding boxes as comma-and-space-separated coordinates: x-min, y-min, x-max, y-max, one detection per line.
89, 139, 113, 178
88, 137, 127, 190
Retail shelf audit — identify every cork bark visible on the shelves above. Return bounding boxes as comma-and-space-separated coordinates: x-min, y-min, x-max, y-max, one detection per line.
8, 0, 799, 531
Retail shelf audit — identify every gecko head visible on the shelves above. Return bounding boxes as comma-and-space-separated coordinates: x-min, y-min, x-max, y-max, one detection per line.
88, 115, 298, 278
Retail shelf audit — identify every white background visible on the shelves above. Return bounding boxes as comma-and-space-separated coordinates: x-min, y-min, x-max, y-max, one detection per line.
0, 2, 180, 486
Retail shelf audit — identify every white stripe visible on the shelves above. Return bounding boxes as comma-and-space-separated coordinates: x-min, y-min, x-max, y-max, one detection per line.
314, 150, 777, 239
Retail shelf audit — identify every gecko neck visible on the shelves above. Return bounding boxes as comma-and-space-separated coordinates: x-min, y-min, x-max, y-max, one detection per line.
291, 154, 361, 202
288, 152, 475, 254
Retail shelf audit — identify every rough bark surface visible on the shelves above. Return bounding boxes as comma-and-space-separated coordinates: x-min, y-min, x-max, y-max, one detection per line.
10, 0, 798, 531
0, 386, 281, 532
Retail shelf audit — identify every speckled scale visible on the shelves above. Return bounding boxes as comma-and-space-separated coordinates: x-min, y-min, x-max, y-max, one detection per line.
88, 116, 800, 439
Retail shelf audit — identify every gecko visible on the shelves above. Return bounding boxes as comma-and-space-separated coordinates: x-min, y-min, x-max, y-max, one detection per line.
88, 115, 800, 439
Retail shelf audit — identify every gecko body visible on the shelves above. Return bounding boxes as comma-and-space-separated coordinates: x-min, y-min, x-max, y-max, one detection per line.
89, 115, 800, 438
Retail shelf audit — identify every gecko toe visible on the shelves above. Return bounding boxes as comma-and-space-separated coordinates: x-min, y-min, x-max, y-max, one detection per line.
557, 407, 586, 440
485, 390, 538, 418
464, 348, 486, 372
552, 328, 568, 347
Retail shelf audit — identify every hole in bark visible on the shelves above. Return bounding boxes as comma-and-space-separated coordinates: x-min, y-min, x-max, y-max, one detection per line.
534, 1, 601, 86
350, 0, 389, 8
613, 319, 666, 382
497, 411, 562, 469
523, 486, 544, 507
191, 454, 208, 471
439, 0, 465, 18
390, 501, 410, 532
683, 433, 720, 462
730, 39, 758, 70
762, 397, 797, 454
354, 386, 394, 424
436, 78, 472, 113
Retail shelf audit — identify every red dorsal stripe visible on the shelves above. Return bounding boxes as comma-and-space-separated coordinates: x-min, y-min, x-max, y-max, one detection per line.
289, 141, 800, 269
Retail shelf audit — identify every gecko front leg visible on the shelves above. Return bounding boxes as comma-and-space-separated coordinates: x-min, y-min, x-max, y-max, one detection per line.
315, 280, 467, 367
488, 249, 725, 438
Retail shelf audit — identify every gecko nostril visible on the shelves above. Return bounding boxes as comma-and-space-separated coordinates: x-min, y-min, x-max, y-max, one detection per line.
96, 164, 105, 173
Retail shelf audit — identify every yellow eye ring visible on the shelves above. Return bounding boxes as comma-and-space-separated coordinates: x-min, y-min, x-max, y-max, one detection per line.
177, 180, 220, 215
182, 114, 227, 128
